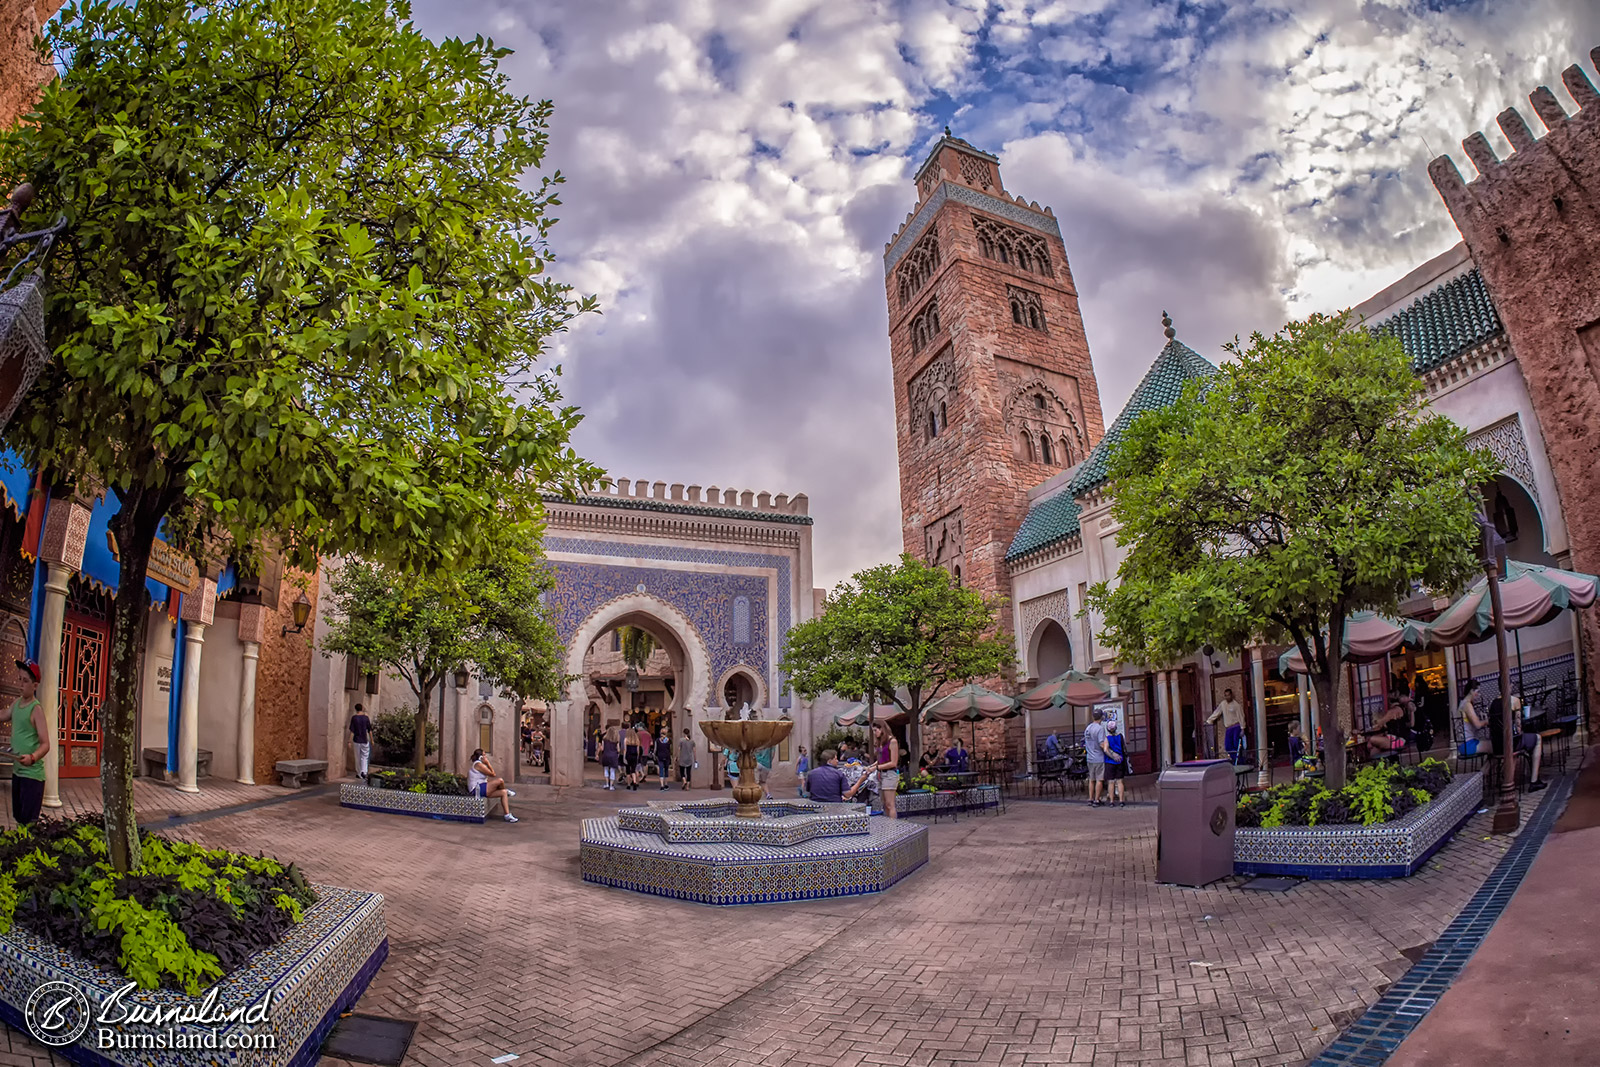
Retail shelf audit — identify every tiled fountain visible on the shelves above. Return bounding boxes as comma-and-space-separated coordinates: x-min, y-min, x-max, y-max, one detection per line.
579, 720, 928, 905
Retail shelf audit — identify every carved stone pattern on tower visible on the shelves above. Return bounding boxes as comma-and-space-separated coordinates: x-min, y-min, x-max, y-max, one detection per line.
1007, 285, 1045, 331
896, 229, 940, 308
1466, 416, 1541, 508
545, 537, 793, 707
885, 182, 1061, 272
972, 214, 1052, 277
924, 507, 964, 579
917, 170, 939, 201
1019, 591, 1071, 647
959, 154, 992, 190
908, 347, 956, 444
908, 296, 941, 353
1004, 379, 1087, 466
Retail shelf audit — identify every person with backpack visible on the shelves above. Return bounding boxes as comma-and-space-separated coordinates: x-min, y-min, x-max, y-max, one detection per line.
796, 745, 810, 797
655, 728, 673, 790
1101, 720, 1127, 807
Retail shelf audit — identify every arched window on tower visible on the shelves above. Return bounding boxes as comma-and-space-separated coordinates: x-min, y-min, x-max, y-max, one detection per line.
953, 565, 962, 587
1039, 435, 1053, 464
938, 401, 948, 431
1028, 305, 1041, 329
927, 408, 939, 441
1011, 300, 1024, 325
1024, 433, 1036, 462
1034, 394, 1045, 410
1059, 435, 1072, 466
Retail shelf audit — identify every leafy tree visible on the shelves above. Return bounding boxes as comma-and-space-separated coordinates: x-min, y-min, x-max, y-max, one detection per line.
617, 625, 657, 671
1085, 313, 1495, 788
0, 0, 600, 870
779, 554, 1014, 762
321, 542, 565, 774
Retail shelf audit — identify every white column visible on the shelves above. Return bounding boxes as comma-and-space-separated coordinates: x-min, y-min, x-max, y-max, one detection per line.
176, 577, 217, 794
1168, 671, 1184, 764
36, 496, 90, 809
177, 623, 206, 793
37, 563, 71, 807
1155, 669, 1171, 768
1023, 708, 1034, 772
1297, 674, 1311, 750
550, 689, 582, 787
235, 603, 265, 786
1250, 646, 1269, 788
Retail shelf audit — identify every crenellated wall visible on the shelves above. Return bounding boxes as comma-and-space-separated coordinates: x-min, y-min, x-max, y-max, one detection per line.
1428, 47, 1600, 722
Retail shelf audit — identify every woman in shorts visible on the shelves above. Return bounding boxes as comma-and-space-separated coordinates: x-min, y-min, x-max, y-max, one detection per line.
869, 722, 901, 819
1103, 721, 1127, 807
469, 749, 517, 823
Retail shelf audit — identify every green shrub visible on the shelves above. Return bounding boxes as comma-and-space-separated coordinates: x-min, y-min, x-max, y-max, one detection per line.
1238, 758, 1455, 829
372, 709, 439, 765
368, 767, 468, 796
0, 815, 314, 993
812, 725, 868, 758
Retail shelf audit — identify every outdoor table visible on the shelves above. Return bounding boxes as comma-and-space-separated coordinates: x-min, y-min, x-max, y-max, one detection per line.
933, 771, 979, 790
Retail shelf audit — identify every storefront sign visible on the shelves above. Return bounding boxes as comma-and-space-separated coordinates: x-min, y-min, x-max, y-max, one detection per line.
106, 531, 199, 594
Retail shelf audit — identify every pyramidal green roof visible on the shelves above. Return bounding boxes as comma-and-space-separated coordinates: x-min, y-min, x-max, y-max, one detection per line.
1372, 267, 1502, 373
1005, 337, 1218, 564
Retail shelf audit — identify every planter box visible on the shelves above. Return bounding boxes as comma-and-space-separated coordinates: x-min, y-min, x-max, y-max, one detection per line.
1233, 772, 1482, 879
339, 782, 487, 823
0, 884, 386, 1067
898, 784, 1001, 817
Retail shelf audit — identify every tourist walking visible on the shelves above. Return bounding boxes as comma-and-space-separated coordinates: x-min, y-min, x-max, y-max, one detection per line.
655, 729, 673, 790
1084, 709, 1108, 807
600, 723, 621, 789
755, 743, 774, 799
348, 702, 372, 779
530, 724, 546, 771
468, 749, 517, 823
1208, 688, 1245, 761
622, 724, 642, 790
869, 722, 900, 819
1102, 720, 1126, 807
7, 660, 47, 827
796, 745, 810, 797
677, 727, 695, 789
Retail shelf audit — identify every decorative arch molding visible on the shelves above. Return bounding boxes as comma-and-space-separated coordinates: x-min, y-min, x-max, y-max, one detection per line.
1467, 416, 1541, 511
715, 665, 767, 712
1003, 378, 1087, 464
1020, 591, 1072, 672
909, 346, 956, 444
563, 592, 714, 717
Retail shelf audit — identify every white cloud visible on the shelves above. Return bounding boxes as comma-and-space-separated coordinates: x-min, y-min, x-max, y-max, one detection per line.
411, 0, 1600, 588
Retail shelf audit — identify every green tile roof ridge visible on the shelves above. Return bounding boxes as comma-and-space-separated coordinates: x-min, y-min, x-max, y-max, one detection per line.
1006, 336, 1218, 563
541, 494, 814, 525
1371, 267, 1503, 373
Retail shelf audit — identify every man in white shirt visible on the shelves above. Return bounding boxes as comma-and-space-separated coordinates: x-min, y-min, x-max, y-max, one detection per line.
1208, 688, 1245, 762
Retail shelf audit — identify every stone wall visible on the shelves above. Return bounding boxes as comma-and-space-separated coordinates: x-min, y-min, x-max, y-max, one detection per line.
0, 1, 60, 130
1429, 50, 1600, 722
253, 569, 317, 783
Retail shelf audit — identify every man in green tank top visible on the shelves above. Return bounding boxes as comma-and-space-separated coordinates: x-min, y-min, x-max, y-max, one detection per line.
8, 658, 48, 826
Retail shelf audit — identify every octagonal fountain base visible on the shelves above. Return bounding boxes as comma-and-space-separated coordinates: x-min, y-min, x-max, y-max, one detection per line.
581, 798, 928, 905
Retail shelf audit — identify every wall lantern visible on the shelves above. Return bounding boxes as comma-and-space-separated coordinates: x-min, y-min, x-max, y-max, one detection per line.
454, 665, 470, 690
625, 666, 640, 692
281, 590, 312, 637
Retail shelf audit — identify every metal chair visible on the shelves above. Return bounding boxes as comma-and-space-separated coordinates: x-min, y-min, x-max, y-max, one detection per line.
1035, 757, 1068, 799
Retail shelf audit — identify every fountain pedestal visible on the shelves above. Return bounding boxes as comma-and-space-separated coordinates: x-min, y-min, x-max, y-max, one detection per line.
699, 719, 793, 818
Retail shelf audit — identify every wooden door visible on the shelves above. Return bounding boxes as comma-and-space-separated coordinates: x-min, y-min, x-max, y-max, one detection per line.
57, 613, 108, 778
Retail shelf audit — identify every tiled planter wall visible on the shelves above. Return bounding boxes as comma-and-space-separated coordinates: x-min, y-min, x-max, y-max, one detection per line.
0, 885, 386, 1067
1233, 772, 1483, 879
339, 782, 488, 823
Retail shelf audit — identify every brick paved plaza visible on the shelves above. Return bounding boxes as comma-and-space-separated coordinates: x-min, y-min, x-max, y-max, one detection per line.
0, 776, 1558, 1067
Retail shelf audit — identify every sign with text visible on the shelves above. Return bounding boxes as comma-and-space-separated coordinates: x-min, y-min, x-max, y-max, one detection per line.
106, 531, 199, 594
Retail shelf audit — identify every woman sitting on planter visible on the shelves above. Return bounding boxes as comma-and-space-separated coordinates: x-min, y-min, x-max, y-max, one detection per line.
468, 749, 518, 823
1362, 697, 1414, 759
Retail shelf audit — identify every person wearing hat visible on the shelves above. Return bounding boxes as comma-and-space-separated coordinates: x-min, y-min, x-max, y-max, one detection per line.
1101, 718, 1127, 808
8, 659, 48, 825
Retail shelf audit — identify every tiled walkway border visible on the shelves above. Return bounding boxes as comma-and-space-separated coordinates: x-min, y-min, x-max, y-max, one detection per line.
1307, 773, 1575, 1066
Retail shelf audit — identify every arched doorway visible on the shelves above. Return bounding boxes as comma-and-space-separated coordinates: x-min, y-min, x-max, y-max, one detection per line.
555, 593, 713, 787
719, 667, 764, 712
1029, 619, 1073, 682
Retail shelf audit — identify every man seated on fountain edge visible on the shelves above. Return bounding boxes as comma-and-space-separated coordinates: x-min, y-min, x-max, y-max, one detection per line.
806, 750, 870, 804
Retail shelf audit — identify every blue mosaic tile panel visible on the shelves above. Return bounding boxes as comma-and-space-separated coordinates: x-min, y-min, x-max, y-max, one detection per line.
580, 817, 928, 905
1233, 773, 1482, 879
545, 536, 793, 707
0, 885, 386, 1067
340, 783, 489, 823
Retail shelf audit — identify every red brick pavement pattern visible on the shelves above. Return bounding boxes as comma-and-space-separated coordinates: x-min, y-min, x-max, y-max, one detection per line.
0, 782, 1555, 1067
0, 774, 301, 833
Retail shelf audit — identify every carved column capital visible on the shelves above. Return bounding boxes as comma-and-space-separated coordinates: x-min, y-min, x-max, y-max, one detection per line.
236, 601, 267, 645
180, 577, 217, 626
38, 498, 91, 570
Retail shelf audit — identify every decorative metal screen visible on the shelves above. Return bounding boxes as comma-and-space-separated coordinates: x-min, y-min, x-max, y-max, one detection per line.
57, 615, 107, 776
732, 596, 751, 645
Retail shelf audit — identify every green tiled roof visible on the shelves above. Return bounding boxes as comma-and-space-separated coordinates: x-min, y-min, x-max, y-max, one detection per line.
1373, 267, 1503, 372
1005, 337, 1218, 563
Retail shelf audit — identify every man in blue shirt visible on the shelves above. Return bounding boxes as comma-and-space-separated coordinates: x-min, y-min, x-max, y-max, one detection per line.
805, 750, 869, 804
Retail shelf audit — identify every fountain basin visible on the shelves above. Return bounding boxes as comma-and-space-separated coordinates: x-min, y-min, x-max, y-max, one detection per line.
616, 798, 870, 845
580, 811, 928, 905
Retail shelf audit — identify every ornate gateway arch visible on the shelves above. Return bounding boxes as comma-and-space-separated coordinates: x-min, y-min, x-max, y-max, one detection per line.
542, 480, 819, 787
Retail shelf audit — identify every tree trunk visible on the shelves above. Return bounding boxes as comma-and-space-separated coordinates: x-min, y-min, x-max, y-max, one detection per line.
1314, 657, 1349, 790
102, 492, 165, 873
414, 681, 433, 775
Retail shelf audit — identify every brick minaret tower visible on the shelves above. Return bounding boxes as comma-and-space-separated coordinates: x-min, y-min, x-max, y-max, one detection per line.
882, 130, 1105, 614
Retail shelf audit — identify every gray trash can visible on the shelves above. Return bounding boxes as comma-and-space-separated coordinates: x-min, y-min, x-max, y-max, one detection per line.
1157, 759, 1236, 886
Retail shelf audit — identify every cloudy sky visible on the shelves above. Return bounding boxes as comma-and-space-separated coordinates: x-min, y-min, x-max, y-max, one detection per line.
409, 0, 1600, 590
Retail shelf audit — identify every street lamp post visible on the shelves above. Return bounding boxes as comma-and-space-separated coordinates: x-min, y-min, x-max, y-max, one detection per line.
1479, 510, 1520, 834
